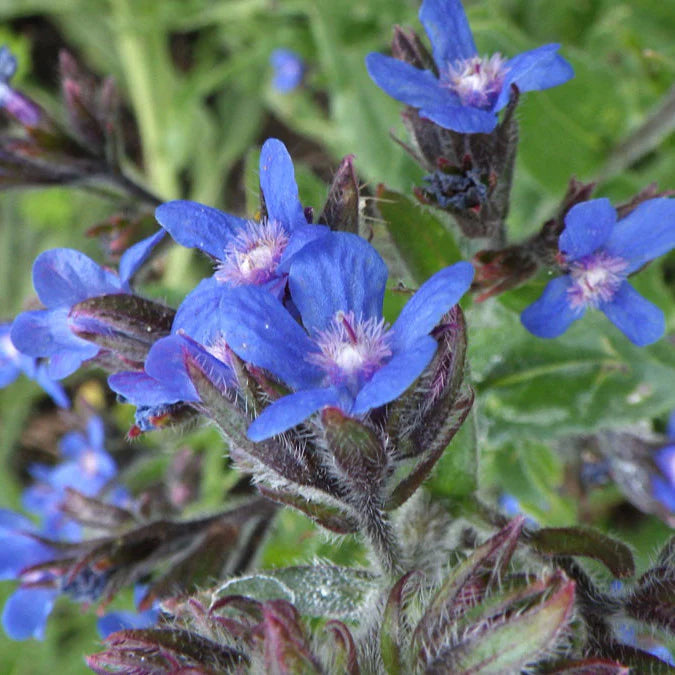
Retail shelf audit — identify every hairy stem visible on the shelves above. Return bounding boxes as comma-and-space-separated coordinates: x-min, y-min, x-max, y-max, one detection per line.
361, 499, 405, 578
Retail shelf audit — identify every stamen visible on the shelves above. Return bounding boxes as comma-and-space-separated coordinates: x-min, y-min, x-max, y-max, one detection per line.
307, 311, 392, 393
215, 218, 289, 286
442, 54, 507, 109
567, 251, 628, 309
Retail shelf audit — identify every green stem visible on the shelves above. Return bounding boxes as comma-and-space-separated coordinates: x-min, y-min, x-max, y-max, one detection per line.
110, 0, 179, 200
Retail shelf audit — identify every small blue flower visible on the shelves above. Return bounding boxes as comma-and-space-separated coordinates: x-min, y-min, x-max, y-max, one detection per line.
217, 232, 473, 440
0, 416, 126, 640
521, 198, 675, 346
365, 0, 574, 134
154, 138, 327, 302
10, 230, 164, 379
270, 49, 305, 93
0, 46, 43, 127
108, 277, 238, 412
22, 416, 124, 538
0, 322, 69, 406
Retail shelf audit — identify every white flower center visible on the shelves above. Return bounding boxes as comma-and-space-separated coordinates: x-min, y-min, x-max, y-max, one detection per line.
442, 54, 507, 109
567, 252, 628, 309
307, 311, 392, 393
215, 218, 289, 286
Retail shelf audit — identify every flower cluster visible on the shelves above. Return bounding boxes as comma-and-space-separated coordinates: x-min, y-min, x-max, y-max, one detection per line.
0, 2, 674, 672
0, 416, 157, 640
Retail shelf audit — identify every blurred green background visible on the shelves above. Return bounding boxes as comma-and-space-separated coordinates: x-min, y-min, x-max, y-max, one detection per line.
0, 0, 673, 671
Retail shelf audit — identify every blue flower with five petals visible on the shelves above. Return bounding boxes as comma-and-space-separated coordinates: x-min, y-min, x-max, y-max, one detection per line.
366, 0, 574, 134
217, 232, 473, 441
154, 138, 327, 301
521, 198, 675, 346
10, 230, 164, 379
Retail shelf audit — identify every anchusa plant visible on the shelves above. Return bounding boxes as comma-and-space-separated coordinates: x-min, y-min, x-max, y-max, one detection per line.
1, 0, 674, 672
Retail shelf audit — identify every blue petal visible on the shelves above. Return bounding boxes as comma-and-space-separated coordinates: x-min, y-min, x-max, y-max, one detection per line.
144, 336, 203, 402
600, 281, 665, 346
11, 308, 99, 364
391, 261, 473, 352
352, 335, 437, 414
652, 476, 675, 512
270, 49, 305, 93
559, 198, 616, 260
259, 139, 307, 230
366, 53, 455, 111
495, 44, 574, 111
108, 370, 185, 406
0, 361, 20, 388
277, 224, 330, 274
0, 510, 34, 533
32, 249, 122, 308
419, 0, 477, 66
217, 286, 323, 390
520, 276, 582, 338
155, 200, 247, 260
654, 445, 675, 484
2, 587, 57, 640
604, 198, 675, 274
87, 416, 105, 452
0, 534, 53, 580
247, 387, 342, 441
48, 348, 96, 380
118, 230, 165, 283
289, 232, 388, 332
174, 278, 235, 345
419, 104, 498, 134
97, 607, 158, 639
33, 365, 70, 408
59, 431, 87, 458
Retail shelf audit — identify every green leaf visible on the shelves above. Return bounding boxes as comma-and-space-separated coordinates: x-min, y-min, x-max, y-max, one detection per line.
470, 300, 675, 441
376, 187, 462, 285
215, 566, 377, 620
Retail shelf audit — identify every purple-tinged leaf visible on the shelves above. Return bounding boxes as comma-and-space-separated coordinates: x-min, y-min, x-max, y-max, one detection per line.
318, 154, 360, 234
381, 571, 424, 675
324, 620, 360, 675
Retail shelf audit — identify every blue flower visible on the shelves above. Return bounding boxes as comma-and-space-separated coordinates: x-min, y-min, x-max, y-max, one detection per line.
0, 322, 69, 407
0, 511, 58, 640
521, 198, 675, 346
108, 277, 238, 413
270, 49, 305, 93
217, 232, 473, 440
154, 138, 327, 301
22, 416, 124, 538
10, 230, 164, 379
365, 0, 573, 134
0, 416, 126, 640
0, 46, 43, 127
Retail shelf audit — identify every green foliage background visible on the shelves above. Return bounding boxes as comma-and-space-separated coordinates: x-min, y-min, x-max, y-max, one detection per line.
0, 0, 673, 671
